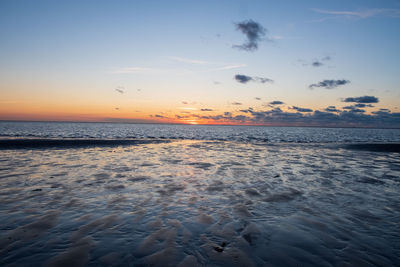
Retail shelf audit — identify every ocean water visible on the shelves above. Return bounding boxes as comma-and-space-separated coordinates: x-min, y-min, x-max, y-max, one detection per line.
1, 121, 400, 143
0, 122, 400, 266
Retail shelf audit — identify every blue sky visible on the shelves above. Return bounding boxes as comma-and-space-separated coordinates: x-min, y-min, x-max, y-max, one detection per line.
0, 0, 400, 127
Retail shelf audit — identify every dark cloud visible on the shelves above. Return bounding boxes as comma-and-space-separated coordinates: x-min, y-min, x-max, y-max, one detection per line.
291, 106, 313, 112
343, 106, 365, 113
231, 102, 242, 105
115, 86, 124, 94
301, 56, 331, 67
154, 114, 166, 118
182, 101, 188, 104
200, 108, 213, 111
312, 61, 323, 67
255, 97, 261, 100
354, 103, 374, 108
325, 106, 340, 112
234, 74, 273, 84
342, 96, 379, 103
269, 100, 284, 105
235, 74, 252, 83
309, 79, 350, 89
233, 20, 267, 51
115, 107, 120, 110
199, 108, 400, 128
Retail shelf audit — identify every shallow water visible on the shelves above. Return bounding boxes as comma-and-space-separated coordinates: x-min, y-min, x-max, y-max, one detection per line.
0, 140, 399, 266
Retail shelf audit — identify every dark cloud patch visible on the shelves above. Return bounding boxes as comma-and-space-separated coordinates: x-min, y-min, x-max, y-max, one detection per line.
312, 61, 323, 67
235, 74, 252, 83
182, 101, 188, 104
269, 101, 284, 105
200, 108, 213, 111
301, 56, 331, 67
154, 114, 166, 119
255, 97, 261, 100
291, 106, 313, 113
325, 106, 340, 112
231, 102, 242, 105
201, 108, 400, 128
309, 79, 350, 89
354, 103, 374, 108
233, 20, 267, 51
115, 86, 124, 94
115, 107, 120, 110
234, 74, 273, 84
342, 96, 379, 103
343, 106, 365, 113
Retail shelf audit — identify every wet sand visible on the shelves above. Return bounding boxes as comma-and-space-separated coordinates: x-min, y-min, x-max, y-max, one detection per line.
0, 140, 399, 266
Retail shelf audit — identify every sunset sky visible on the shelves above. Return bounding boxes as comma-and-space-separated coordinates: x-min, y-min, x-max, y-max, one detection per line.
1, 0, 400, 127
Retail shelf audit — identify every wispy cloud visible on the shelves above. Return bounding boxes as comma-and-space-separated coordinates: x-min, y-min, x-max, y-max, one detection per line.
167, 56, 208, 65
312, 8, 400, 19
112, 62, 245, 75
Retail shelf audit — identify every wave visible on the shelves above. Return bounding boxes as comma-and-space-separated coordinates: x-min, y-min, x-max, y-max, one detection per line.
0, 138, 170, 149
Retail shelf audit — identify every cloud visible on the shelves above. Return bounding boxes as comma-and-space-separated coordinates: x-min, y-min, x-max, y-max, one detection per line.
312, 8, 400, 19
154, 114, 167, 118
196, 108, 400, 128
200, 108, 214, 111
255, 97, 261, 100
182, 101, 188, 104
167, 56, 208, 65
309, 79, 350, 89
115, 86, 124, 94
233, 20, 267, 51
354, 103, 374, 108
301, 56, 331, 67
291, 106, 313, 113
342, 96, 379, 103
235, 74, 252, 83
234, 74, 273, 84
325, 106, 340, 112
269, 100, 284, 105
312, 61, 323, 67
343, 106, 365, 113
231, 102, 242, 105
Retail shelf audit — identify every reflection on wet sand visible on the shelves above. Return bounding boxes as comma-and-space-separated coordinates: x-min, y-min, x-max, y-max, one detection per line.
0, 140, 399, 266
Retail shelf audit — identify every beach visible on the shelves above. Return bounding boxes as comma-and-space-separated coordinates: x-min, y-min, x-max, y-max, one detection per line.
0, 123, 399, 266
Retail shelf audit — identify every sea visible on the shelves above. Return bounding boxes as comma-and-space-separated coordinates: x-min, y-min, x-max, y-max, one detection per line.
0, 121, 399, 266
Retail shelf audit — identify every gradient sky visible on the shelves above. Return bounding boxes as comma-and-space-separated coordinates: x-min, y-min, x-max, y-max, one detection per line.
1, 0, 400, 127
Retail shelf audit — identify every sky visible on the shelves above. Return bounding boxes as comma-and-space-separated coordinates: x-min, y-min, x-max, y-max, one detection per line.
1, 0, 400, 127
